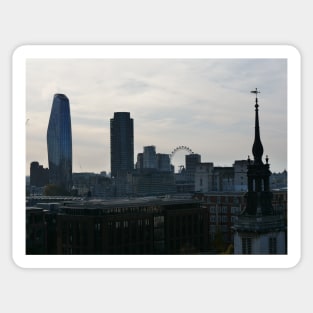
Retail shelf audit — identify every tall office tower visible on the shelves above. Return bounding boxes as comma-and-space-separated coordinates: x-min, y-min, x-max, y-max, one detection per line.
233, 89, 286, 254
185, 153, 201, 181
143, 145, 157, 169
47, 94, 72, 191
110, 112, 134, 178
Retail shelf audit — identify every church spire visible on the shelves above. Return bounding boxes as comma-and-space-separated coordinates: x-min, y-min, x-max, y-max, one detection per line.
243, 88, 273, 216
251, 88, 264, 164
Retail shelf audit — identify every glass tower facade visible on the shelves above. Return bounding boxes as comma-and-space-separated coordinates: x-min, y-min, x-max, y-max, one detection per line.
110, 112, 134, 178
47, 94, 72, 190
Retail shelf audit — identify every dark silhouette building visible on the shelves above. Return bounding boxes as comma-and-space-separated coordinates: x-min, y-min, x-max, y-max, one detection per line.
110, 112, 134, 196
110, 112, 134, 178
26, 207, 48, 254
185, 153, 201, 181
233, 89, 286, 254
47, 94, 72, 191
30, 161, 49, 187
26, 198, 209, 255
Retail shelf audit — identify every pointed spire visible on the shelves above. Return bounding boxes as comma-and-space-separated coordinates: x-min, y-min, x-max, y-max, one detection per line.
251, 88, 264, 164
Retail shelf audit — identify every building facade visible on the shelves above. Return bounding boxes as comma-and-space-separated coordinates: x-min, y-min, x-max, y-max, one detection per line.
193, 192, 245, 253
47, 94, 72, 191
26, 198, 209, 255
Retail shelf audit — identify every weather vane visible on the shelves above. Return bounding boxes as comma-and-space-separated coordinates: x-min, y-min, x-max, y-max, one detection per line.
250, 88, 260, 107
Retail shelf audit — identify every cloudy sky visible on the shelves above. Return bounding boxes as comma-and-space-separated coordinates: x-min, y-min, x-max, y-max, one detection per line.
25, 58, 287, 175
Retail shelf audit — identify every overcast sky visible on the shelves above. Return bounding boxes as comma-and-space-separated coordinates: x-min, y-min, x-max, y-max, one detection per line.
25, 58, 287, 175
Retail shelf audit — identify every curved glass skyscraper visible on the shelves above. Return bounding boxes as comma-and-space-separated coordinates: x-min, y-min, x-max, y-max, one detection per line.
47, 94, 72, 190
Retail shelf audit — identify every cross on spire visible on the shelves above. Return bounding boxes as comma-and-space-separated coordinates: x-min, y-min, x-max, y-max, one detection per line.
251, 88, 260, 108
251, 88, 263, 164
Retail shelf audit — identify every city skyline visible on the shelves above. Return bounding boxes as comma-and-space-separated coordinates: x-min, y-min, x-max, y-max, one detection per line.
26, 58, 287, 176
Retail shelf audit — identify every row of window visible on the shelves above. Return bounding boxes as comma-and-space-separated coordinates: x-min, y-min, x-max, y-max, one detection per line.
209, 216, 238, 223
209, 206, 241, 214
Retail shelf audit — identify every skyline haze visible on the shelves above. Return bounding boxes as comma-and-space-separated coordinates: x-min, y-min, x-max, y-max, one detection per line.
26, 58, 287, 176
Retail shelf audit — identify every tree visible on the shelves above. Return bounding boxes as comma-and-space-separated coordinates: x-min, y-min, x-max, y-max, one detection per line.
44, 184, 70, 196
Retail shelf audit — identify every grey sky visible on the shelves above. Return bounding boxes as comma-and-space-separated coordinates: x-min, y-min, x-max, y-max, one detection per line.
25, 58, 287, 175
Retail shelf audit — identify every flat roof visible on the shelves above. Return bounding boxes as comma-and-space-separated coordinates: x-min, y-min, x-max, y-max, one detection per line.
60, 197, 200, 210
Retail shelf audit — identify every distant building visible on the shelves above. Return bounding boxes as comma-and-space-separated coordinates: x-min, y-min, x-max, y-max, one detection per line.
143, 146, 157, 169
270, 170, 287, 189
213, 167, 234, 191
194, 160, 249, 193
135, 153, 144, 171
72, 172, 112, 197
185, 153, 201, 182
30, 161, 49, 187
174, 153, 201, 193
157, 153, 171, 172
233, 160, 248, 192
128, 170, 176, 196
194, 162, 214, 193
47, 94, 72, 191
132, 147, 175, 196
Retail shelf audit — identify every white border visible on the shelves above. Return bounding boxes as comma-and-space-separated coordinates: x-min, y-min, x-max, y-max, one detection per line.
12, 45, 301, 268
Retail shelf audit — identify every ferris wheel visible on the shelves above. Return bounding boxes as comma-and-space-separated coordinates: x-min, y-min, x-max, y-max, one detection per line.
170, 145, 194, 161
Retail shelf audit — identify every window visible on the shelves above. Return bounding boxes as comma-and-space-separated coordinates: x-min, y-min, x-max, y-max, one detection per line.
222, 216, 228, 223
269, 237, 277, 254
242, 237, 252, 254
231, 216, 237, 222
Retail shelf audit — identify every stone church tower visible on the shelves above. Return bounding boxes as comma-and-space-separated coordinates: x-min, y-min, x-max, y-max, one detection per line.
233, 89, 286, 254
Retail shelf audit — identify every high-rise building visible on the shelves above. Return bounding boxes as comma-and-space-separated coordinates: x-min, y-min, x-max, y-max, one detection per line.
156, 153, 171, 172
233, 89, 286, 254
30, 161, 49, 187
143, 145, 157, 169
47, 94, 72, 191
110, 112, 134, 178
